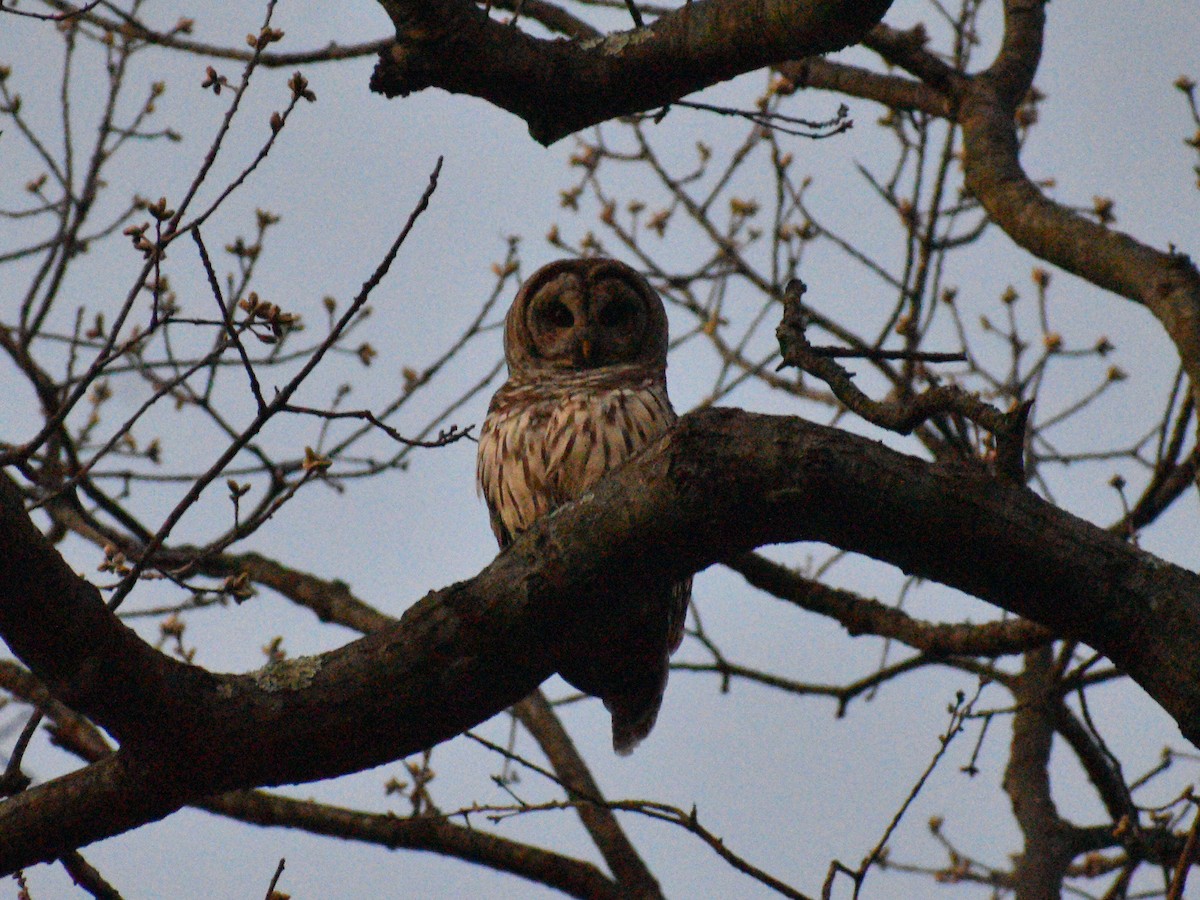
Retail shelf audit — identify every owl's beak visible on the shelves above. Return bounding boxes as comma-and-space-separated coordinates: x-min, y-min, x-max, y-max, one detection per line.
579, 338, 593, 363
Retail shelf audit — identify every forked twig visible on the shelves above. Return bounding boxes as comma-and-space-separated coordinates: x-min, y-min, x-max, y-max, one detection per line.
776, 278, 1031, 481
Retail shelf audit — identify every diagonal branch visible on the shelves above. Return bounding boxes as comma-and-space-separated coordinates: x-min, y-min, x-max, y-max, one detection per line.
728, 552, 1052, 657
3, 407, 1200, 873
199, 790, 623, 900
0, 661, 621, 900
957, 1, 1200, 417
513, 691, 663, 898
779, 2, 1200, 441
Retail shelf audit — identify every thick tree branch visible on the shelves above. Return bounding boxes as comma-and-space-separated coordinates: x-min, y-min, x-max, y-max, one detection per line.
194, 557, 659, 895
0, 663, 620, 900
369, 0, 894, 145
3, 407, 1200, 872
957, 1, 1200, 411
777, 56, 951, 118
513, 691, 663, 898
1004, 648, 1071, 899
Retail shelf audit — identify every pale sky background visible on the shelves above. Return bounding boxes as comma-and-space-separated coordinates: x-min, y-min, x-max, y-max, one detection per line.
2, 2, 1199, 898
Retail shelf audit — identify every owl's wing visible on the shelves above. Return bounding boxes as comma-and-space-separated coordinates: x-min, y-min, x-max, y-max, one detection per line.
477, 394, 555, 550
477, 416, 515, 548
668, 576, 692, 654
487, 503, 514, 549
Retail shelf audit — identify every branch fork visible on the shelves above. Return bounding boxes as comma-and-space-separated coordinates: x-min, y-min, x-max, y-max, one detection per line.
776, 278, 1032, 481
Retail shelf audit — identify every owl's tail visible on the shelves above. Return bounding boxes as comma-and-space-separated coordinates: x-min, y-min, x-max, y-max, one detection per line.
560, 578, 691, 755
604, 666, 668, 756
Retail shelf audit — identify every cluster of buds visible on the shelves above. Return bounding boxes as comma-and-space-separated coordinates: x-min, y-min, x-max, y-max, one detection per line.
144, 80, 166, 115
247, 26, 285, 51
288, 72, 316, 103
777, 220, 817, 243
237, 292, 301, 342
146, 196, 175, 223
201, 66, 231, 95
568, 144, 599, 172
159, 613, 185, 642
98, 543, 131, 576
559, 185, 582, 210
355, 342, 377, 366
1091, 196, 1116, 225
645, 208, 670, 236
158, 614, 195, 663
121, 223, 159, 259
225, 236, 261, 261
490, 258, 518, 279
261, 635, 286, 663
301, 446, 331, 472
256, 208, 281, 229
222, 571, 255, 603
729, 197, 759, 217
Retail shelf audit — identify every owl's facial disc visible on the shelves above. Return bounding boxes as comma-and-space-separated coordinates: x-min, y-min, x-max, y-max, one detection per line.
526, 274, 651, 369
583, 278, 649, 367
527, 275, 587, 367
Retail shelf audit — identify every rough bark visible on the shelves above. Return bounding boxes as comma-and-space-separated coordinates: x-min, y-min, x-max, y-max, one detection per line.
369, 0, 894, 144
1004, 648, 1072, 900
3, 407, 1200, 872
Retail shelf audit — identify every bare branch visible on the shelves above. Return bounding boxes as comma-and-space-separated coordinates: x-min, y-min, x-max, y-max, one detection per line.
4, 403, 1200, 871
728, 552, 1052, 657
369, 0, 894, 144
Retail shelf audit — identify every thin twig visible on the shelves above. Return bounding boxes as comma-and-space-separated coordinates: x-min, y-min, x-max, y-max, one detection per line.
263, 858, 286, 900
104, 156, 443, 610
281, 404, 473, 448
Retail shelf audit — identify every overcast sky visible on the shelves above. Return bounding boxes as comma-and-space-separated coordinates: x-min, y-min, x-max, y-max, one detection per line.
3, 1, 1199, 898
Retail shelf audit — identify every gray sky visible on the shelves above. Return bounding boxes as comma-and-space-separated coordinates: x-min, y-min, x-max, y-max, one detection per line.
3, 1, 1199, 897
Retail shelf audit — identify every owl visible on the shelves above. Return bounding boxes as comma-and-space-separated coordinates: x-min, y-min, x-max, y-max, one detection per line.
477, 258, 690, 755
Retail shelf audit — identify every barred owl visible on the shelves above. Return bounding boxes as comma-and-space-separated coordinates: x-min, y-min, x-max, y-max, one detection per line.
477, 258, 690, 755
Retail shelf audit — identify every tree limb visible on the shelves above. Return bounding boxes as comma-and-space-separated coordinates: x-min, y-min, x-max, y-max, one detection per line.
3, 407, 1200, 872
199, 790, 623, 900
727, 552, 1053, 657
1004, 648, 1072, 900
957, 1, 1200, 416
0, 662, 620, 900
513, 691, 663, 898
369, 0, 895, 145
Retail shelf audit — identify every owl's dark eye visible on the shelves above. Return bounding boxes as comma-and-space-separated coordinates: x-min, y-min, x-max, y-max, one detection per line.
540, 300, 574, 329
598, 298, 635, 328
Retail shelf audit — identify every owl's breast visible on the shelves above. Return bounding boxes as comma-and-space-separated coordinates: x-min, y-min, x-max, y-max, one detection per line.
544, 384, 675, 504
477, 375, 675, 546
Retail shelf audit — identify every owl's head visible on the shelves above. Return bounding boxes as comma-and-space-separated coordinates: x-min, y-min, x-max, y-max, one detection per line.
503, 258, 669, 376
